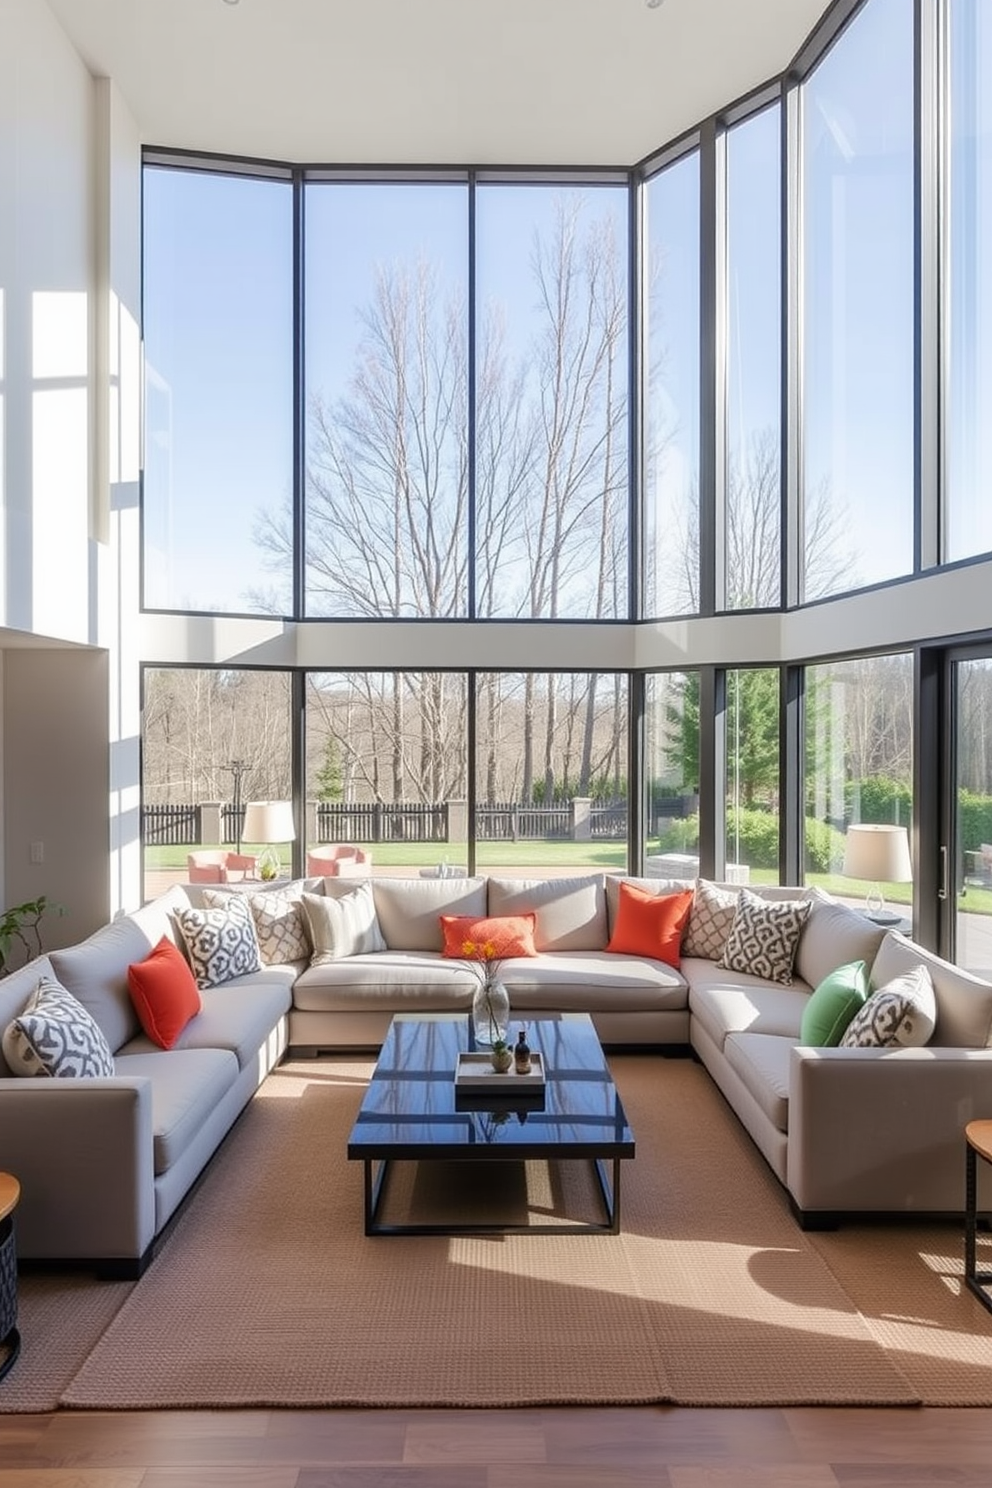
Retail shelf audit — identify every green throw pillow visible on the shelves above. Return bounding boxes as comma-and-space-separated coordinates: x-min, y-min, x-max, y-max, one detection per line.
800, 960, 869, 1047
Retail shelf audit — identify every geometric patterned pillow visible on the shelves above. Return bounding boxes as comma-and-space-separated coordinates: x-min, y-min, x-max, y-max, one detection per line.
1, 975, 116, 1077
682, 879, 739, 960
718, 889, 812, 985
175, 895, 262, 989
246, 883, 310, 964
840, 964, 937, 1049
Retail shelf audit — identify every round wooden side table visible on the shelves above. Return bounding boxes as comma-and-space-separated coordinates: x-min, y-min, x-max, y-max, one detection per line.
964, 1121, 992, 1316
0, 1173, 20, 1381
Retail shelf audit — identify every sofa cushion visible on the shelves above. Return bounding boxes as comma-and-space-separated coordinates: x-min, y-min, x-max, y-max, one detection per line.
120, 978, 292, 1070
175, 896, 263, 990
302, 885, 386, 962
799, 960, 868, 1047
723, 1032, 793, 1134
113, 1047, 240, 1175
687, 957, 811, 1048
795, 888, 886, 990
49, 888, 191, 1053
439, 913, 538, 960
870, 931, 992, 1047
2, 974, 116, 1077
338, 877, 488, 951
606, 883, 693, 965
126, 936, 202, 1049
718, 890, 811, 985
500, 950, 687, 1013
486, 875, 608, 952
293, 951, 476, 1012
682, 879, 738, 960
841, 964, 937, 1049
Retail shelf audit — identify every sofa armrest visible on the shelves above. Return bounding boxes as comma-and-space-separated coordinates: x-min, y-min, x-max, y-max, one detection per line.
787, 1044, 992, 1217
0, 1076, 156, 1265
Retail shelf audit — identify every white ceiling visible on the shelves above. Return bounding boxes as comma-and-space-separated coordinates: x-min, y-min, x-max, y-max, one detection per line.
45, 0, 833, 166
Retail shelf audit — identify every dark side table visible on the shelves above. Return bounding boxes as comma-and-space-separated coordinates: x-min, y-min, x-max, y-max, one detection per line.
964, 1121, 992, 1316
0, 1173, 20, 1381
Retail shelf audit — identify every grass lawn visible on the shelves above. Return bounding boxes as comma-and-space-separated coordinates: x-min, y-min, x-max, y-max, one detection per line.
144, 842, 992, 915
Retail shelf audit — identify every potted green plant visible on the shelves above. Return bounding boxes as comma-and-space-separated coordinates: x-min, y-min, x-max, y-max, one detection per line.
0, 896, 64, 977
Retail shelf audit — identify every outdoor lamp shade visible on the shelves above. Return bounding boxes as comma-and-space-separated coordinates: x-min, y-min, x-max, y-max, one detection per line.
842, 823, 913, 884
242, 801, 296, 844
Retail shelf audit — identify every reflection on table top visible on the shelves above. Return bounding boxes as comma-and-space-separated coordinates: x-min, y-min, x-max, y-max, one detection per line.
347, 1012, 634, 1159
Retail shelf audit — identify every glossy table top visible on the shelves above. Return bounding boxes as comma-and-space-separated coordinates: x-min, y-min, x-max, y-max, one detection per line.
347, 1012, 634, 1161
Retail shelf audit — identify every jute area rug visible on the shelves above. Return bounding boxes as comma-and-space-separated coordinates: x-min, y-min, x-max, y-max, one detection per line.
5, 1054, 992, 1413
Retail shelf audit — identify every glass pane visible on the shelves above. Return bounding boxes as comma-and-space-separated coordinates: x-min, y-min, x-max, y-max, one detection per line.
305, 671, 468, 876
474, 672, 628, 878
643, 672, 699, 878
801, 0, 915, 597
142, 668, 293, 898
803, 655, 914, 924
476, 185, 629, 619
644, 153, 700, 617
304, 183, 469, 617
726, 668, 780, 885
727, 107, 781, 609
946, 0, 992, 562
955, 657, 992, 976
142, 169, 294, 613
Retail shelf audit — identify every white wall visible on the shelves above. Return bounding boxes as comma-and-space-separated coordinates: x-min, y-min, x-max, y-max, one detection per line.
0, 1, 143, 918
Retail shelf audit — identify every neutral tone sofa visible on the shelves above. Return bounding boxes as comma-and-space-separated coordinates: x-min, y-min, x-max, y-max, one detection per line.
2, 870, 991, 1274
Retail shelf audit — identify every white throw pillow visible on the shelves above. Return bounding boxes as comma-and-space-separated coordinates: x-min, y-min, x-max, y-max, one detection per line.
2, 975, 115, 1077
840, 964, 937, 1049
302, 884, 386, 964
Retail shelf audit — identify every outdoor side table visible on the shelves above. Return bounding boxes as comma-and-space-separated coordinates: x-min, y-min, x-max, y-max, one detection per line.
0, 1173, 20, 1381
964, 1121, 992, 1316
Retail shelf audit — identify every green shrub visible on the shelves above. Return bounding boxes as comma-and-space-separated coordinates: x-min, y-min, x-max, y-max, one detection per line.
958, 791, 992, 852
726, 809, 779, 869
804, 817, 847, 873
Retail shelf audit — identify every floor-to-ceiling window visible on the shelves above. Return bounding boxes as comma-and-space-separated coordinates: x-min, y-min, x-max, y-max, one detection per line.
142, 166, 294, 614
726, 667, 781, 884
945, 0, 992, 562
142, 668, 294, 894
643, 673, 699, 875
305, 671, 468, 875
726, 106, 781, 610
304, 181, 469, 618
801, 0, 915, 599
643, 151, 700, 618
475, 182, 630, 620
803, 653, 914, 916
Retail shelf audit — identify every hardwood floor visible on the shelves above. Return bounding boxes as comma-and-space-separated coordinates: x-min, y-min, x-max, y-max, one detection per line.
2, 1406, 992, 1486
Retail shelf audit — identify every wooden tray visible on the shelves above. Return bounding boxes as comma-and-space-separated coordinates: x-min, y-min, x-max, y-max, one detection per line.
454, 1051, 546, 1090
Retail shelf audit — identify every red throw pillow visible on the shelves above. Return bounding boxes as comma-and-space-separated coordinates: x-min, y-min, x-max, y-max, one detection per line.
439, 913, 538, 960
127, 936, 202, 1049
606, 883, 694, 966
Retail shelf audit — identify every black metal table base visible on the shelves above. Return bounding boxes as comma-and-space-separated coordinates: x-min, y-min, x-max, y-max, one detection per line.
964, 1141, 992, 1315
363, 1155, 622, 1237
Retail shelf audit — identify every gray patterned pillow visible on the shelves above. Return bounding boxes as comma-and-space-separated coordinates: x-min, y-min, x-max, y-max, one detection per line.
176, 895, 262, 989
840, 965, 937, 1048
302, 884, 386, 964
682, 879, 739, 960
204, 883, 310, 965
718, 889, 811, 985
2, 976, 115, 1077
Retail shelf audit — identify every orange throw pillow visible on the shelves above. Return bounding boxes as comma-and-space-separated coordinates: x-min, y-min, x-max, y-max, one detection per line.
127, 936, 202, 1049
439, 913, 538, 960
606, 883, 694, 966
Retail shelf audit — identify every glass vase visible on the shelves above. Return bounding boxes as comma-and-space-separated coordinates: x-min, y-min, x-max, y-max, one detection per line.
471, 977, 509, 1047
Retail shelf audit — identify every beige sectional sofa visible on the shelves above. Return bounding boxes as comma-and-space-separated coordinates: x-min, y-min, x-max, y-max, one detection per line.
1, 869, 991, 1274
